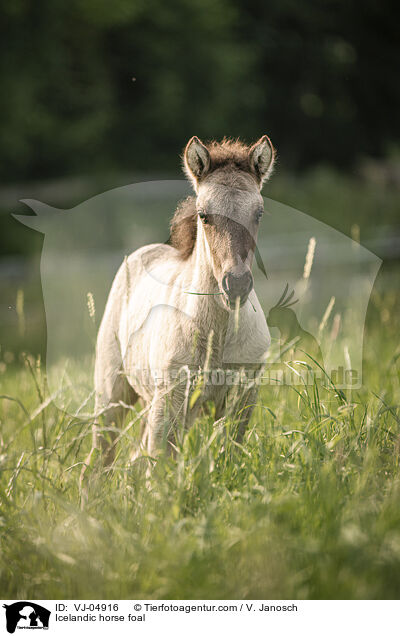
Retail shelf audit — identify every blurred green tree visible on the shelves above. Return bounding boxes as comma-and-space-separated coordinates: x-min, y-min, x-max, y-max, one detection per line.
0, 0, 398, 181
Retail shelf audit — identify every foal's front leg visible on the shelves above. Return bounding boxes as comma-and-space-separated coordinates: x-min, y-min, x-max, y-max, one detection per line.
146, 391, 171, 456
234, 385, 259, 443
131, 383, 183, 469
219, 380, 259, 444
136, 386, 178, 460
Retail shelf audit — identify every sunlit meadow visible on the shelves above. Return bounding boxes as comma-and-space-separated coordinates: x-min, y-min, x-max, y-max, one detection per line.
0, 172, 399, 600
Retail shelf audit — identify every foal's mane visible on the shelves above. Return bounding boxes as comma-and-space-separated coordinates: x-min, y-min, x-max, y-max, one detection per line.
169, 138, 254, 260
169, 196, 197, 260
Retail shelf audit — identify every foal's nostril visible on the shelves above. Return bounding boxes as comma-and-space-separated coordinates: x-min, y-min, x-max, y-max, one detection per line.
222, 274, 230, 294
244, 271, 253, 294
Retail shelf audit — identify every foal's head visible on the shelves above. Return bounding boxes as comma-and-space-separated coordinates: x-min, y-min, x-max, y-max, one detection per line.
182, 135, 276, 310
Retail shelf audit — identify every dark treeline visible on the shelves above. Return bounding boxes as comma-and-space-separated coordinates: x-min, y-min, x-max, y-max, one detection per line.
0, 0, 398, 182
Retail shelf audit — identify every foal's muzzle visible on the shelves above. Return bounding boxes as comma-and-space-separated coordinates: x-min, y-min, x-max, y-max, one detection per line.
222, 269, 253, 308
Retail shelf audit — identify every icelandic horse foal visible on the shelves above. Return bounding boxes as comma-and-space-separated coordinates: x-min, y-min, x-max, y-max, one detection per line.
93, 135, 275, 464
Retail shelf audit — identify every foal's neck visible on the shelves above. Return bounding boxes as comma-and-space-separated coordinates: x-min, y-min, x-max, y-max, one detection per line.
185, 221, 229, 334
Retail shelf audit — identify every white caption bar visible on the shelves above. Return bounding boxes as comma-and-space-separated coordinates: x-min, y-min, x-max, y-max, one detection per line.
1, 600, 399, 636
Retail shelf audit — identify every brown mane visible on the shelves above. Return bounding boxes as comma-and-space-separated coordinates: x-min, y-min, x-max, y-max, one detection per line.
170, 138, 256, 259
169, 196, 197, 260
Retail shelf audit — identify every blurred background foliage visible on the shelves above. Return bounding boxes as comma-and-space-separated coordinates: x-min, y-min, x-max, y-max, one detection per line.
0, 0, 399, 357
0, 0, 398, 182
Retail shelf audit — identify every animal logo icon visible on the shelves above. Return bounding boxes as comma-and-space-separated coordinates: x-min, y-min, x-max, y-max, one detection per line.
3, 602, 50, 633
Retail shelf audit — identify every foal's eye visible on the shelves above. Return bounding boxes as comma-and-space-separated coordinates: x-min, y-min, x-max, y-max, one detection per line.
198, 210, 209, 224
255, 209, 264, 223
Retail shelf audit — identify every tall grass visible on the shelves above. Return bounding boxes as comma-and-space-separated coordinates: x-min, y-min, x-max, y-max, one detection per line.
0, 218, 399, 599
0, 278, 399, 600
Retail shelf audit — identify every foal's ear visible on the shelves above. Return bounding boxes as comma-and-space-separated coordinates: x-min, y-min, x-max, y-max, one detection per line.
249, 135, 275, 188
183, 136, 210, 190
